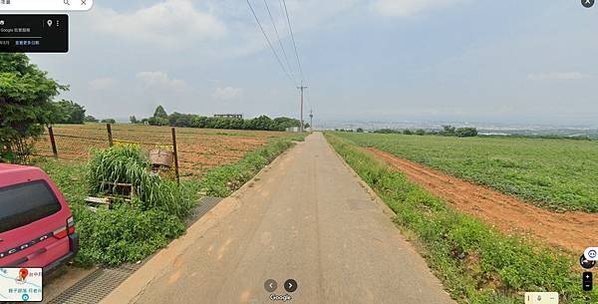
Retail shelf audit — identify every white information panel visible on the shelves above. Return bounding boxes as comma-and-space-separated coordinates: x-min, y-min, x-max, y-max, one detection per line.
0, 268, 43, 302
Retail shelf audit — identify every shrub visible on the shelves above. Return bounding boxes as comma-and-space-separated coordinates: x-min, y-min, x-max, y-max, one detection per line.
73, 205, 185, 266
456, 127, 478, 137
0, 53, 65, 163
40, 153, 195, 267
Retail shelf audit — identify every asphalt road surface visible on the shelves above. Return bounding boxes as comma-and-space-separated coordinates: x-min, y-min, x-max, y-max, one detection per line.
102, 133, 453, 304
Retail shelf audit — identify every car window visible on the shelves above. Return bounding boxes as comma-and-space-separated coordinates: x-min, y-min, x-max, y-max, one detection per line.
0, 180, 62, 233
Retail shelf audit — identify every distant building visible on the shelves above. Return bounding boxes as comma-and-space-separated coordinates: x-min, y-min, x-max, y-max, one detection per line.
214, 114, 243, 119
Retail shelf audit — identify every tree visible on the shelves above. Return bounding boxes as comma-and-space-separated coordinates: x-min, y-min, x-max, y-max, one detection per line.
0, 53, 66, 163
440, 125, 456, 136
272, 117, 300, 131
84, 115, 99, 123
251, 115, 274, 130
51, 100, 85, 124
147, 117, 169, 126
415, 129, 426, 136
403, 129, 413, 135
129, 115, 138, 124
153, 105, 168, 119
456, 127, 478, 137
356, 128, 364, 133
168, 112, 196, 127
100, 118, 116, 124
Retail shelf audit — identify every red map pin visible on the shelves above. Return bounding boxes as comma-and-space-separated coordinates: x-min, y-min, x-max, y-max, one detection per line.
19, 268, 28, 280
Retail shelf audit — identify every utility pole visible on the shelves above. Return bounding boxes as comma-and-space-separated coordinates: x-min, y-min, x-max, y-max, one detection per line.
297, 83, 307, 132
309, 109, 313, 131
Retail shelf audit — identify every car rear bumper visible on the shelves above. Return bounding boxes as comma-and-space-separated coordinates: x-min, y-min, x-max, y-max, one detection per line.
43, 233, 79, 274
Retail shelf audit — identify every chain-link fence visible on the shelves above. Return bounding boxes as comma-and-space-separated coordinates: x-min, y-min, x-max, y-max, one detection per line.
33, 124, 276, 178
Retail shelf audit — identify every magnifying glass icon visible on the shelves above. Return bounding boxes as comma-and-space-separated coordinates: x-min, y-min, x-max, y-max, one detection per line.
64, 0, 70, 5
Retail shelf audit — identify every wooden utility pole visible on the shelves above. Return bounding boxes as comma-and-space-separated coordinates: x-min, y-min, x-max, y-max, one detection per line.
106, 123, 113, 147
48, 126, 58, 159
171, 127, 180, 184
297, 83, 307, 132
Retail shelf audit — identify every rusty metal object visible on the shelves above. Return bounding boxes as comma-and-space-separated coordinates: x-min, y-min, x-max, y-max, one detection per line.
149, 149, 173, 167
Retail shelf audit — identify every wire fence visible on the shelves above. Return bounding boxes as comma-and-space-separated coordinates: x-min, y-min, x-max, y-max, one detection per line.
33, 124, 275, 178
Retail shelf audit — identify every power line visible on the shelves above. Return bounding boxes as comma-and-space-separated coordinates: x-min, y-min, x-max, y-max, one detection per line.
246, 0, 295, 84
281, 0, 305, 83
263, 0, 295, 83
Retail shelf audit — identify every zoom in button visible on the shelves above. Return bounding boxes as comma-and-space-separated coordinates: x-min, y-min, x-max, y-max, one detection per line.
583, 272, 593, 291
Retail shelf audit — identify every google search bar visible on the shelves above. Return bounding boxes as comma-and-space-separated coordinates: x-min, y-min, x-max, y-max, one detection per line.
0, 0, 93, 11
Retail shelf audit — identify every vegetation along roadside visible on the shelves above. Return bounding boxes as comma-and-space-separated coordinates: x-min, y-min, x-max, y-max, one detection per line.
324, 132, 596, 304
332, 132, 598, 213
199, 135, 305, 197
36, 135, 304, 267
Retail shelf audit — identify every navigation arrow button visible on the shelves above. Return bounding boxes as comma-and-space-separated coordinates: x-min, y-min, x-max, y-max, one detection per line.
284, 279, 298, 292
264, 279, 277, 292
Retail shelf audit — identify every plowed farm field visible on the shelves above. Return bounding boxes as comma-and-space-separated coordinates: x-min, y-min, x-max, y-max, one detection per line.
34, 124, 293, 177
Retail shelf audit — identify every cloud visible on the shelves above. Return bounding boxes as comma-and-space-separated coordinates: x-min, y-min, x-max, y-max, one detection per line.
212, 86, 243, 100
371, 0, 470, 17
527, 72, 590, 81
136, 71, 188, 91
88, 77, 116, 91
91, 0, 226, 47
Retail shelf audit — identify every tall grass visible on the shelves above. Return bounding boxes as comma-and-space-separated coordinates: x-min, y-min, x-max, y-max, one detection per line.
87, 144, 193, 219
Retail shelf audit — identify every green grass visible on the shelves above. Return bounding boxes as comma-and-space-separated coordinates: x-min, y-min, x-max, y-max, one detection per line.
38, 158, 193, 266
35, 135, 301, 266
332, 132, 598, 212
199, 137, 302, 197
325, 133, 596, 304
87, 144, 195, 219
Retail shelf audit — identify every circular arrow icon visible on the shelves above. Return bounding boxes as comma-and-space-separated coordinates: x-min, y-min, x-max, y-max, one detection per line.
582, 0, 595, 8
264, 279, 277, 292
284, 279, 298, 292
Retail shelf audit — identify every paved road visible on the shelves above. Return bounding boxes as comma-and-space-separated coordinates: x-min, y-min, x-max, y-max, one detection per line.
102, 133, 453, 304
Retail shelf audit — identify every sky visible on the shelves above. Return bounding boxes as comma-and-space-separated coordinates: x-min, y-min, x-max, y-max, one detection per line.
27, 0, 598, 126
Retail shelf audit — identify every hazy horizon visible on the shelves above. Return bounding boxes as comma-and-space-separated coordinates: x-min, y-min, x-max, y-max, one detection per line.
27, 0, 598, 126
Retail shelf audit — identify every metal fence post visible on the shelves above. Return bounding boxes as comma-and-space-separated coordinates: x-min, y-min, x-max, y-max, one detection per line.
171, 127, 180, 183
48, 126, 58, 159
106, 123, 113, 147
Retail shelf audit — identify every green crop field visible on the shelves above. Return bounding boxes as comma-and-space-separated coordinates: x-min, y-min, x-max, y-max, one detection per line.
332, 132, 598, 213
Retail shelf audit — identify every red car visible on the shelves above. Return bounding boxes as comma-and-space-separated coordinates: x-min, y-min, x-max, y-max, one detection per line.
0, 164, 79, 272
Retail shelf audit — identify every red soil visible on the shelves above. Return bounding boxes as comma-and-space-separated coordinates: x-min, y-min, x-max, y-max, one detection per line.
368, 148, 598, 253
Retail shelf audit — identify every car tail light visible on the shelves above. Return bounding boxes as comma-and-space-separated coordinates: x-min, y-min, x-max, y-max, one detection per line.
53, 227, 68, 239
67, 216, 75, 235
53, 216, 75, 239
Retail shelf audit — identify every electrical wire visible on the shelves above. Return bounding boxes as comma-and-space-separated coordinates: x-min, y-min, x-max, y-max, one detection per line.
280, 0, 305, 83
263, 0, 296, 84
246, 0, 295, 84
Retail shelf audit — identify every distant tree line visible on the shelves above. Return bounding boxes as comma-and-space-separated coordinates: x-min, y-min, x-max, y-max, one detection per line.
371, 125, 478, 137
137, 105, 304, 132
